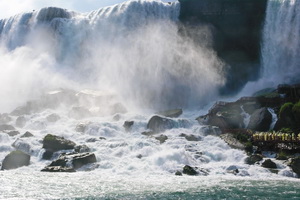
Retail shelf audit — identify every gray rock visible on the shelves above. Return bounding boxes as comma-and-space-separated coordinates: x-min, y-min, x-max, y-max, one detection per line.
156, 109, 183, 118
16, 116, 26, 128
220, 133, 245, 150
155, 135, 168, 144
179, 133, 201, 141
21, 131, 34, 138
0, 113, 12, 125
1, 150, 30, 170
75, 122, 91, 133
7, 131, 20, 137
247, 107, 272, 131
123, 121, 134, 132
41, 166, 76, 172
147, 115, 189, 133
42, 134, 76, 153
182, 165, 198, 175
262, 159, 277, 169
0, 124, 15, 131
289, 157, 300, 176
245, 154, 263, 165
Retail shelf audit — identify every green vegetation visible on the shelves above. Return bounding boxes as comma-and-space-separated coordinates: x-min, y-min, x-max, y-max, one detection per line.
280, 128, 293, 133
292, 101, 300, 114
279, 102, 293, 117
44, 134, 56, 141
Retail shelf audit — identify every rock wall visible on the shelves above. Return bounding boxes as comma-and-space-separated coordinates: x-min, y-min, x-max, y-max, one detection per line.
179, 0, 268, 94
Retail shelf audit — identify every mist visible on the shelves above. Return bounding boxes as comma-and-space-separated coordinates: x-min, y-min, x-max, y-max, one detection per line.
0, 0, 226, 113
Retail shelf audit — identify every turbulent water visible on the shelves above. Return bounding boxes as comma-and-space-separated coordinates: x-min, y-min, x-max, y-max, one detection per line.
262, 0, 300, 84
0, 0, 300, 199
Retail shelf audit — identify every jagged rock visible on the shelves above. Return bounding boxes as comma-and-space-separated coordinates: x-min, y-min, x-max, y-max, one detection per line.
16, 116, 26, 128
157, 109, 183, 118
147, 115, 189, 133
262, 159, 277, 169
155, 135, 168, 144
226, 165, 239, 175
74, 145, 90, 153
1, 150, 30, 170
0, 113, 12, 125
141, 131, 156, 136
179, 133, 201, 141
247, 107, 272, 131
289, 157, 300, 176
42, 152, 97, 172
42, 134, 76, 154
69, 106, 92, 119
0, 124, 15, 131
21, 131, 34, 138
245, 154, 263, 165
46, 113, 60, 122
175, 171, 183, 176
220, 133, 245, 150
7, 131, 20, 137
182, 165, 198, 175
123, 121, 134, 132
41, 166, 76, 172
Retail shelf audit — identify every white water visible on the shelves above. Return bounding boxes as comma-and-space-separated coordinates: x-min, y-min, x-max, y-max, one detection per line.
0, 0, 300, 199
261, 0, 300, 85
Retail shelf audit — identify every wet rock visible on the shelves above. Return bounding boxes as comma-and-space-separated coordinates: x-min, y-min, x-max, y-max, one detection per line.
0, 124, 15, 131
42, 134, 76, 153
69, 106, 92, 119
175, 171, 183, 176
147, 115, 189, 133
99, 137, 106, 140
199, 125, 222, 136
179, 133, 201, 141
289, 157, 300, 176
141, 131, 156, 136
21, 131, 34, 138
262, 159, 277, 169
123, 121, 134, 132
155, 135, 168, 144
136, 154, 143, 159
41, 166, 76, 172
74, 145, 90, 153
247, 107, 272, 131
182, 165, 198, 175
1, 150, 30, 170
226, 165, 239, 175
16, 116, 26, 128
46, 113, 60, 123
220, 133, 245, 150
43, 152, 97, 172
245, 154, 263, 165
86, 138, 98, 143
7, 131, 20, 137
42, 150, 54, 160
156, 109, 183, 118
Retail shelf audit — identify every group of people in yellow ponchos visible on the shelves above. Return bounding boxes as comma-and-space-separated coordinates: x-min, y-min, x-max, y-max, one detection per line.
252, 131, 300, 142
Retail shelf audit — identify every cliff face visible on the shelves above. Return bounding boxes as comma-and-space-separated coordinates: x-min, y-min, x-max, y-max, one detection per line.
179, 0, 268, 94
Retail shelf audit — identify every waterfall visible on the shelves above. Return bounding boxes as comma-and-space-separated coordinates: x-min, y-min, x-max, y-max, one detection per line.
0, 0, 226, 111
261, 0, 300, 84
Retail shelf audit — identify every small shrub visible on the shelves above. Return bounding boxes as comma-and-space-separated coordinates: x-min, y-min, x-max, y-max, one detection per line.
279, 102, 294, 117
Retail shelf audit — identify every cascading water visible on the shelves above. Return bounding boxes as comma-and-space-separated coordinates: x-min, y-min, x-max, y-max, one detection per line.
0, 0, 299, 199
262, 0, 300, 84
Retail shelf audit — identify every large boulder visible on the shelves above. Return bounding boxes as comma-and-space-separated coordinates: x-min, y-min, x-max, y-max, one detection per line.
182, 165, 198, 175
43, 134, 76, 152
123, 121, 134, 132
147, 115, 189, 133
245, 154, 263, 165
289, 157, 300, 176
42, 152, 97, 172
1, 150, 30, 170
262, 159, 277, 169
247, 108, 272, 131
156, 109, 183, 118
16, 116, 26, 128
220, 133, 245, 150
